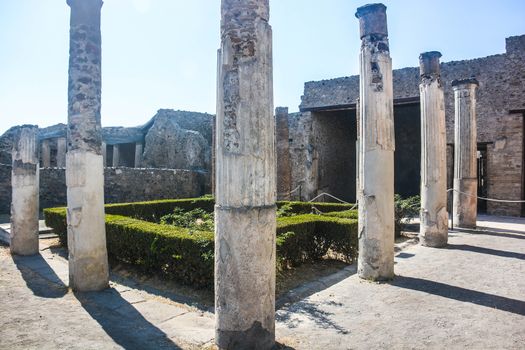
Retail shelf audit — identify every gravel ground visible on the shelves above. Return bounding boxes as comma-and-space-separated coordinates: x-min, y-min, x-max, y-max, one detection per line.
0, 214, 524, 349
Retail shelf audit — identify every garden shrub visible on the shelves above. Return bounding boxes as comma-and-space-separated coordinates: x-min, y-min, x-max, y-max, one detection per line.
394, 194, 420, 237
44, 198, 359, 288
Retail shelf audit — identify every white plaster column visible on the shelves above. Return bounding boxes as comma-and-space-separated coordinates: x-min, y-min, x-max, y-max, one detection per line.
57, 137, 67, 168
215, 0, 276, 348
112, 144, 120, 167
41, 139, 51, 167
134, 142, 143, 168
452, 78, 479, 228
356, 3, 395, 281
10, 126, 40, 255
66, 0, 109, 292
419, 51, 448, 247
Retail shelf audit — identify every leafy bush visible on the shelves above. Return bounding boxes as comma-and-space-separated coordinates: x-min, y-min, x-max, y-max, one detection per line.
277, 201, 356, 215
323, 209, 359, 220
394, 194, 420, 237
160, 207, 214, 231
44, 198, 359, 288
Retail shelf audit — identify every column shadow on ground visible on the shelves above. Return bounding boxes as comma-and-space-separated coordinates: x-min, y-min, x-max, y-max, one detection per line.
75, 288, 182, 350
391, 276, 525, 316
447, 244, 525, 260
12, 254, 68, 298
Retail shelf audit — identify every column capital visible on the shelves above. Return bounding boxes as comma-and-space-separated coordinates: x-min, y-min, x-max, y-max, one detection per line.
355, 3, 388, 39
275, 107, 288, 115
419, 51, 442, 78
452, 78, 479, 89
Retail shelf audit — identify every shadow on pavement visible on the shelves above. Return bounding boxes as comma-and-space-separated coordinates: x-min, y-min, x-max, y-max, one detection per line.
12, 253, 68, 298
391, 276, 525, 316
447, 244, 525, 260
75, 288, 182, 350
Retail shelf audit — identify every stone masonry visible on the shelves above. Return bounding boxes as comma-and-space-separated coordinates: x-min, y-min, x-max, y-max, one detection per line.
10, 126, 39, 256
215, 0, 277, 348
66, 0, 109, 292
356, 4, 395, 281
297, 34, 525, 217
419, 52, 448, 247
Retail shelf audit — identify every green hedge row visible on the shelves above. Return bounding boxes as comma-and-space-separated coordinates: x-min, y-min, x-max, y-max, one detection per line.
276, 201, 356, 215
44, 199, 358, 288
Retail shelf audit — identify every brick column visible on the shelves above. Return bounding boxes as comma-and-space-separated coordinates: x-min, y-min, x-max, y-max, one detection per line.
66, 0, 109, 292
419, 51, 448, 247
276, 107, 292, 200
215, 0, 276, 348
57, 137, 67, 168
356, 3, 395, 281
452, 78, 479, 228
10, 126, 39, 255
41, 139, 51, 167
134, 142, 143, 168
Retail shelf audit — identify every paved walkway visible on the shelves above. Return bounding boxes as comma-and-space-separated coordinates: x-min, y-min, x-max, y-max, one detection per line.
1, 214, 524, 349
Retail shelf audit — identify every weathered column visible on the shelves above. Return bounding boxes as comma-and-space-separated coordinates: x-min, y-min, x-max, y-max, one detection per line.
57, 137, 67, 168
356, 3, 395, 281
101, 141, 107, 166
41, 139, 51, 167
276, 107, 292, 200
419, 52, 448, 247
356, 98, 360, 203
66, 0, 109, 292
452, 78, 479, 228
134, 142, 143, 168
215, 0, 276, 348
10, 126, 39, 255
112, 144, 120, 167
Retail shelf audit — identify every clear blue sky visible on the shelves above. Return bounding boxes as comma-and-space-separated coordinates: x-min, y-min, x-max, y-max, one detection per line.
1, 0, 524, 134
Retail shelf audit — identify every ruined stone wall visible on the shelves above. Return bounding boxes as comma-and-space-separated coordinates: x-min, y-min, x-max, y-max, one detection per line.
287, 112, 318, 200
298, 34, 525, 216
0, 165, 206, 214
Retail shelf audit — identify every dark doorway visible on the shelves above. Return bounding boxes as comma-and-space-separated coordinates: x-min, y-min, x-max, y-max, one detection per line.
394, 104, 421, 198
313, 110, 357, 203
477, 144, 488, 213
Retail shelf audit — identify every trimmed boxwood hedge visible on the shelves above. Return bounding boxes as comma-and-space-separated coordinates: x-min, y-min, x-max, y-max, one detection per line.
44, 198, 358, 288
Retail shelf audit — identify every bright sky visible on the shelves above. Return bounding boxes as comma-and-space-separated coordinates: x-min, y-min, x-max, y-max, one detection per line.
1, 0, 524, 135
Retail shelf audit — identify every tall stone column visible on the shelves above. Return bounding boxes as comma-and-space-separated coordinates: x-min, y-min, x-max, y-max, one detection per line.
134, 142, 143, 168
355, 98, 360, 203
276, 107, 292, 200
10, 126, 39, 256
112, 144, 120, 167
41, 139, 51, 167
419, 52, 448, 247
57, 137, 67, 168
66, 0, 108, 292
356, 3, 395, 281
215, 0, 276, 348
452, 78, 479, 228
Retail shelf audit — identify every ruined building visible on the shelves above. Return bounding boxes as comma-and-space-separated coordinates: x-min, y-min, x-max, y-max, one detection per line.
280, 34, 525, 217
1, 34, 524, 217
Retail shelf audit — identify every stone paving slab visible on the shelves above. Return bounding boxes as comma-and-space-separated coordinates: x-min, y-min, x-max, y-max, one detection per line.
0, 215, 524, 349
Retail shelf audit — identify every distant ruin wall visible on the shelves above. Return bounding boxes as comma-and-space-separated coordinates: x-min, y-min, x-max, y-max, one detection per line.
0, 165, 207, 214
297, 35, 525, 216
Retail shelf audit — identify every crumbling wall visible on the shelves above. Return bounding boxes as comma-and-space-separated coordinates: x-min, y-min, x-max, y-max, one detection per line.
298, 34, 525, 216
0, 165, 206, 214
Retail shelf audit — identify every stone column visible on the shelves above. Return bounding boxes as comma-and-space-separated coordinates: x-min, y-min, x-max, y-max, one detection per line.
10, 126, 39, 256
419, 52, 448, 247
112, 144, 120, 167
134, 142, 143, 168
101, 141, 107, 166
41, 139, 51, 167
355, 98, 360, 203
356, 3, 395, 281
452, 78, 479, 228
56, 137, 67, 168
215, 0, 276, 348
276, 107, 292, 200
66, 0, 108, 292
